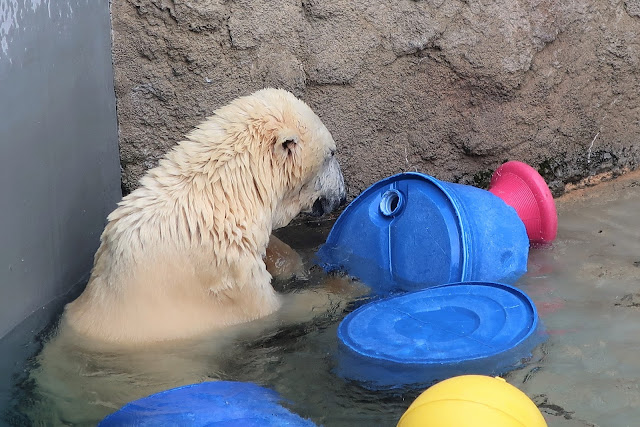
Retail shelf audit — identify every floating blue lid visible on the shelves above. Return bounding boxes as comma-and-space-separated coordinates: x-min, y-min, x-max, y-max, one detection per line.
317, 173, 528, 294
99, 381, 316, 427
336, 282, 544, 389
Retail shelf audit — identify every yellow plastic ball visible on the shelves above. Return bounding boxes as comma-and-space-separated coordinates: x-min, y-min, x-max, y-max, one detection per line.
397, 375, 547, 427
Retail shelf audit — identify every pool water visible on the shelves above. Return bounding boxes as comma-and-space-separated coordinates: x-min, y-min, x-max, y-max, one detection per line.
2, 171, 640, 426
508, 171, 640, 427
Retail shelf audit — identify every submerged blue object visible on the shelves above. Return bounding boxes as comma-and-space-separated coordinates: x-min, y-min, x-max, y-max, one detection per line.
99, 381, 316, 427
336, 282, 545, 389
316, 172, 529, 294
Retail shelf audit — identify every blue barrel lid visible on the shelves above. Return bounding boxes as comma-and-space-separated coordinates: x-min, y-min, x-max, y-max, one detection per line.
336, 282, 543, 387
99, 381, 316, 427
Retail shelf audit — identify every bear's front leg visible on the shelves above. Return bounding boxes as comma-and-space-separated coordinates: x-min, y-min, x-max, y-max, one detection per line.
263, 234, 306, 281
273, 274, 370, 326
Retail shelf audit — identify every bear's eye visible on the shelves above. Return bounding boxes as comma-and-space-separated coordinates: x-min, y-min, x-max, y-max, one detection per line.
330, 149, 336, 157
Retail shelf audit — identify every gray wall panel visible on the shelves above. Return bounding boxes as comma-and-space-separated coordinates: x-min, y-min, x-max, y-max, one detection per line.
0, 0, 121, 338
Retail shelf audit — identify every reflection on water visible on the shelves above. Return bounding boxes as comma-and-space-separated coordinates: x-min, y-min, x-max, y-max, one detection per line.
507, 172, 640, 427
2, 172, 640, 426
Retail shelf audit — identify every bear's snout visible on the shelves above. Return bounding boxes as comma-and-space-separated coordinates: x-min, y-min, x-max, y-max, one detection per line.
310, 156, 346, 217
311, 194, 344, 217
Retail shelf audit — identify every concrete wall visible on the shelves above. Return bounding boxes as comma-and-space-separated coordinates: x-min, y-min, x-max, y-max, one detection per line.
0, 0, 121, 338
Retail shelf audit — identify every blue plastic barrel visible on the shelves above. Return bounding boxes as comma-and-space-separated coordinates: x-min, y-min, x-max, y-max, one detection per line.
317, 172, 529, 294
335, 282, 545, 389
99, 381, 316, 427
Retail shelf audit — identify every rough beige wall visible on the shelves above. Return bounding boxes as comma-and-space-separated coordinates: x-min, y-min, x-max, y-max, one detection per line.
112, 0, 640, 197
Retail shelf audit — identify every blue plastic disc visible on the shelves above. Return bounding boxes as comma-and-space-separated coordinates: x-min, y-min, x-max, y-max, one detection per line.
336, 282, 543, 388
99, 381, 316, 427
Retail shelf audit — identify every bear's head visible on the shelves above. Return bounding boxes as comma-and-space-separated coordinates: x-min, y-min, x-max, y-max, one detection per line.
186, 88, 346, 232
251, 89, 347, 229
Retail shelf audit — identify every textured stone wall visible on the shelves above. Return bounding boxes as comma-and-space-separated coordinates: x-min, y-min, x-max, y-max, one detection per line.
112, 0, 640, 197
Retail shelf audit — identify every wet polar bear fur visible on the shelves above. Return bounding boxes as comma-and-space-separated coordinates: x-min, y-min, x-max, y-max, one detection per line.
62, 88, 347, 344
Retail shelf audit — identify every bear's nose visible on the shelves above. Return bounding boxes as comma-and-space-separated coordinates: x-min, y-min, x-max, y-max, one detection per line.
311, 198, 325, 217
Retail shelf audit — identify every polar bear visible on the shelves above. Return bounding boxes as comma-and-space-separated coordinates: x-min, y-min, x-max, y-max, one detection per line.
61, 88, 348, 344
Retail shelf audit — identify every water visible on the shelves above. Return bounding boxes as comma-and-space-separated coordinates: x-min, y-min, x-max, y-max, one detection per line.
506, 172, 640, 427
2, 171, 640, 426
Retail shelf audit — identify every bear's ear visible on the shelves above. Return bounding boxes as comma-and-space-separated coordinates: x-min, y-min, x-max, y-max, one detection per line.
281, 137, 297, 153
275, 131, 299, 158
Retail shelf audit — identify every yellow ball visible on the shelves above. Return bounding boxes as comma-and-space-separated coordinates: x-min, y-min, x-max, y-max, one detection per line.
397, 375, 547, 427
